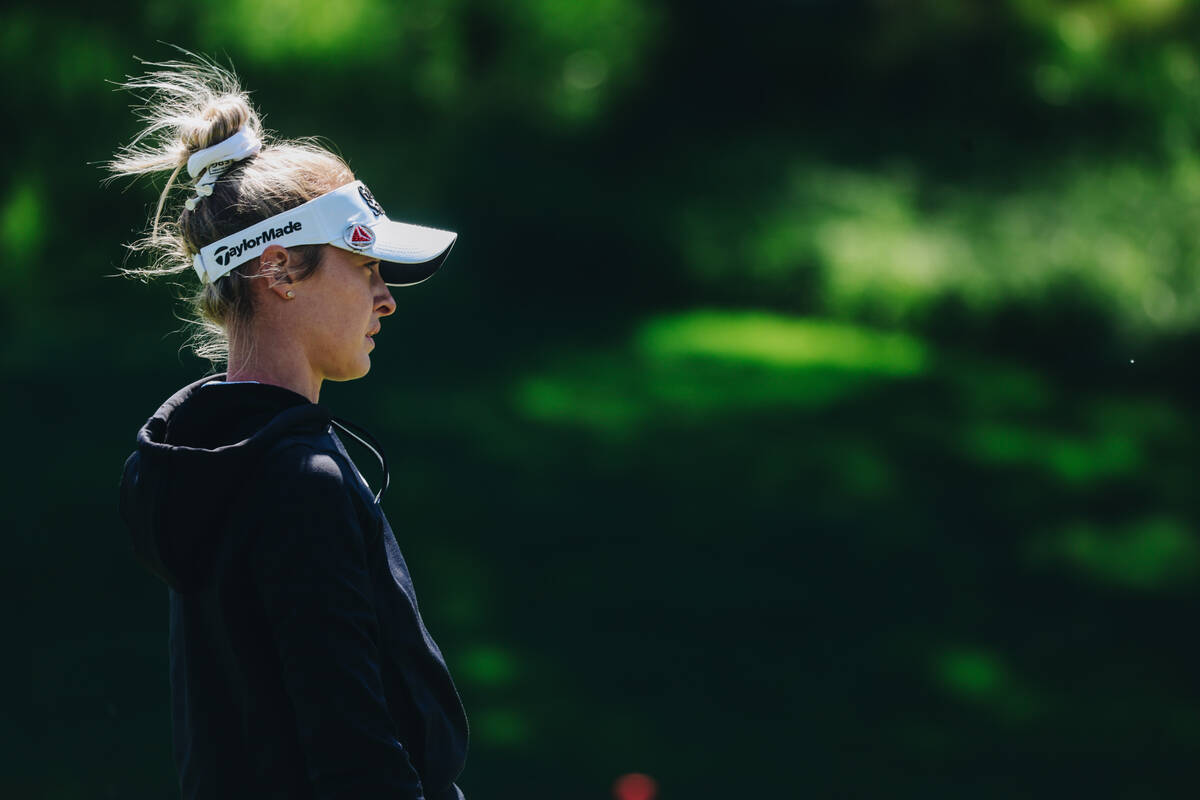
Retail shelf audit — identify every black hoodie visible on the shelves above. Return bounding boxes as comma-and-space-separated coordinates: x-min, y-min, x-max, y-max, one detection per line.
119, 375, 469, 800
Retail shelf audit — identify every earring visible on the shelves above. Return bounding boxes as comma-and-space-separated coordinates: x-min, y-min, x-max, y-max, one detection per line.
286, 290, 295, 298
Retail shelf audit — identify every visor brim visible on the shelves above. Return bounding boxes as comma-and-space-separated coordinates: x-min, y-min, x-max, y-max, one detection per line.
343, 219, 457, 287
380, 242, 454, 287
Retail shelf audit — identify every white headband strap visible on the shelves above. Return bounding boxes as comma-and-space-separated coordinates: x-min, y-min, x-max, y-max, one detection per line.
192, 180, 371, 283
190, 180, 457, 287
184, 127, 262, 211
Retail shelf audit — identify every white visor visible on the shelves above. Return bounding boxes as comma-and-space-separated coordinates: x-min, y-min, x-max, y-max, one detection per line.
192, 180, 456, 286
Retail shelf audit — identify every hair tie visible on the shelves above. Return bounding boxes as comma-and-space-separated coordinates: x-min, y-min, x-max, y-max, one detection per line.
184, 126, 262, 211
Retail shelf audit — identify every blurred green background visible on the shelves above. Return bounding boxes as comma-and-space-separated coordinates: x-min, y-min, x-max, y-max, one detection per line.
7, 0, 1200, 797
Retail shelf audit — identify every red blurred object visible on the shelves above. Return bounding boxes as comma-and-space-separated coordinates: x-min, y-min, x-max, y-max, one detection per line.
613, 772, 658, 800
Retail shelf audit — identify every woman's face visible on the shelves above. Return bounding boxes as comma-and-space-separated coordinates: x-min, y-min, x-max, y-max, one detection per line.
292, 245, 397, 382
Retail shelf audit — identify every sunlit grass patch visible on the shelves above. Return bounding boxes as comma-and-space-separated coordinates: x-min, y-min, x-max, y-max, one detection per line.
635, 310, 928, 374
1030, 517, 1200, 590
512, 311, 929, 432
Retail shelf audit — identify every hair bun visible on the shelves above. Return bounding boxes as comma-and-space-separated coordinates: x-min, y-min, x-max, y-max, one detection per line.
184, 95, 257, 156
105, 55, 261, 180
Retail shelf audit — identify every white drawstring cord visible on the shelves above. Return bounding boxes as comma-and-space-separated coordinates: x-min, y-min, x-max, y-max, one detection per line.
330, 417, 391, 504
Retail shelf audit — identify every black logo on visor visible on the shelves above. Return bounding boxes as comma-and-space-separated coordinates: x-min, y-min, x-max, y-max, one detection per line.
358, 185, 385, 217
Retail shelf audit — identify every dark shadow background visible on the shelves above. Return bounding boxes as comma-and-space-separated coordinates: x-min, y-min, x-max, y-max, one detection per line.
7, 1, 1200, 797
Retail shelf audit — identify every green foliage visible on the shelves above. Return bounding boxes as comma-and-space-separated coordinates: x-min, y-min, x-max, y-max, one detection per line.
1032, 516, 1200, 589
679, 154, 1200, 330
0, 177, 43, 294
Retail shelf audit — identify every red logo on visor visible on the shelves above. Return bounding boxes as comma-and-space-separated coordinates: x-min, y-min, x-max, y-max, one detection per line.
344, 223, 376, 250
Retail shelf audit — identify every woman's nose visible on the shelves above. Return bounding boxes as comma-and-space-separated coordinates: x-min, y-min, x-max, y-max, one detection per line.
376, 284, 397, 317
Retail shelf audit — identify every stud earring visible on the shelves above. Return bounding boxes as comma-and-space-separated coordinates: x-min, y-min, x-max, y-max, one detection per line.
286, 290, 295, 298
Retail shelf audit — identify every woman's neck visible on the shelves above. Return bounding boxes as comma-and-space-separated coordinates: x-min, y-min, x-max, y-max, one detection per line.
226, 342, 321, 403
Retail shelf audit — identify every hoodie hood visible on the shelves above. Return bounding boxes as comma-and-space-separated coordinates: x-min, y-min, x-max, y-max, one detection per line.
119, 374, 331, 592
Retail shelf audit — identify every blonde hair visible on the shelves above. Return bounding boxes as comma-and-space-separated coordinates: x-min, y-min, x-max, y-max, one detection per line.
106, 55, 354, 365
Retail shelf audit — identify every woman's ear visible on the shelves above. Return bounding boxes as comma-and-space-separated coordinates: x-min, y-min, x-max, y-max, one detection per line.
259, 244, 297, 301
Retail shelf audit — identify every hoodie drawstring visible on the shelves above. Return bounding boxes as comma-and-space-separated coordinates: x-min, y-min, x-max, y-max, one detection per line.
330, 416, 391, 504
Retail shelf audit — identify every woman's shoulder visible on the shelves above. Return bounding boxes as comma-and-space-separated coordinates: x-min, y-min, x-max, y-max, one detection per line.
259, 430, 354, 489
246, 434, 377, 536
253, 425, 382, 522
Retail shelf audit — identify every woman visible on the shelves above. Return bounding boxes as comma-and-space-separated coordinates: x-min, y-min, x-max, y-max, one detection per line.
112, 58, 469, 800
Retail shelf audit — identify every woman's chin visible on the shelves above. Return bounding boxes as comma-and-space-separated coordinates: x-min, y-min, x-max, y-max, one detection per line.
327, 357, 372, 383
